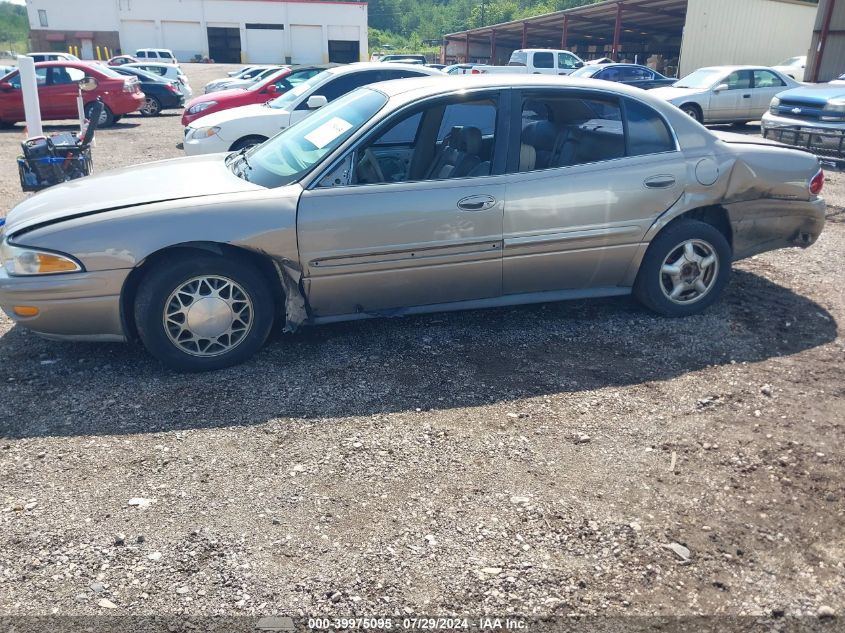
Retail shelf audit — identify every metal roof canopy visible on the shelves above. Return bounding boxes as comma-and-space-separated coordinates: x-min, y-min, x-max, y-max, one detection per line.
444, 0, 688, 61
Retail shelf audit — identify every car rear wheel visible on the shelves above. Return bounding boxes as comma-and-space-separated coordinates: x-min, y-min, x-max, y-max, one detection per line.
634, 219, 731, 317
229, 135, 268, 152
134, 254, 275, 371
139, 96, 162, 117
680, 103, 703, 124
85, 102, 115, 127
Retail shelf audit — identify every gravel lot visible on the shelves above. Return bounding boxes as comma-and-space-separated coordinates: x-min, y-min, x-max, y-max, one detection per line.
0, 64, 843, 622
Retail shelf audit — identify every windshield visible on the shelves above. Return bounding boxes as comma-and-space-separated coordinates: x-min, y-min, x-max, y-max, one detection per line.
673, 68, 723, 89
569, 65, 600, 78
508, 51, 528, 67
232, 88, 387, 188
267, 70, 330, 110
247, 70, 285, 91
778, 57, 803, 66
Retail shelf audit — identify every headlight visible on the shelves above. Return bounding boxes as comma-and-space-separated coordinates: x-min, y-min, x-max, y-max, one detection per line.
769, 96, 780, 114
823, 99, 845, 114
188, 101, 217, 115
0, 240, 82, 276
189, 126, 221, 140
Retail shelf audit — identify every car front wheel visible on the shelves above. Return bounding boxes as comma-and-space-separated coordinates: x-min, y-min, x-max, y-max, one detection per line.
634, 219, 731, 317
680, 103, 703, 124
134, 254, 275, 371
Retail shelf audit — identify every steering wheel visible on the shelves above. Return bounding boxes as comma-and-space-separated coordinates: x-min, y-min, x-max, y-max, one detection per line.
361, 148, 386, 183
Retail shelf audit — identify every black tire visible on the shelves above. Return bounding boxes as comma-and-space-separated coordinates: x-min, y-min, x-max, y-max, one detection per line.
634, 219, 732, 317
112, 116, 123, 123
229, 135, 267, 152
134, 254, 275, 371
679, 103, 703, 124
139, 96, 162, 117
85, 102, 115, 127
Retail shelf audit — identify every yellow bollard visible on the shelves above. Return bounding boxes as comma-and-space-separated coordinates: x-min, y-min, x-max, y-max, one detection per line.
104, 47, 111, 59
96, 46, 101, 61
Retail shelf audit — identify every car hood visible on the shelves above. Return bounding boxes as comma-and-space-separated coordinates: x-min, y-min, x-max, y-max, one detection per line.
776, 84, 845, 104
186, 102, 288, 129
4, 154, 264, 235
648, 86, 702, 102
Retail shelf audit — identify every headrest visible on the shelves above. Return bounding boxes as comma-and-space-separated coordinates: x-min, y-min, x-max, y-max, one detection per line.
446, 126, 464, 148
518, 143, 536, 172
461, 126, 482, 155
521, 121, 557, 151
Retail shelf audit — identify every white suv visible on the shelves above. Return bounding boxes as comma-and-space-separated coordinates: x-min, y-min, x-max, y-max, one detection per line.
135, 49, 179, 65
183, 63, 442, 155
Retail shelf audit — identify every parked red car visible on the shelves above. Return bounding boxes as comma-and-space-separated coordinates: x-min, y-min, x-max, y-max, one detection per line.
0, 61, 145, 127
181, 66, 322, 126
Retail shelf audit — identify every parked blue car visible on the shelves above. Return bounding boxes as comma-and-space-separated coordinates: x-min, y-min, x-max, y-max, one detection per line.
112, 66, 185, 117
762, 81, 845, 169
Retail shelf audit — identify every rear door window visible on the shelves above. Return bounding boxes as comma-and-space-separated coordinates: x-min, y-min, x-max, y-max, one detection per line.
752, 69, 785, 88
533, 52, 554, 69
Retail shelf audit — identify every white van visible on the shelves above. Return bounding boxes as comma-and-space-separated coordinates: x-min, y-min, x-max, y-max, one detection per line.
135, 49, 179, 65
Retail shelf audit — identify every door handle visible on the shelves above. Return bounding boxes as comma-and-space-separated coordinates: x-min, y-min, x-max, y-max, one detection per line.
742, 94, 751, 98
457, 195, 497, 211
644, 175, 676, 189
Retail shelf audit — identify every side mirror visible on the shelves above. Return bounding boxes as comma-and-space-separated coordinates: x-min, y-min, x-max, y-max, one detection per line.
0, 81, 13, 91
78, 76, 99, 92
307, 95, 328, 110
574, 61, 584, 68
265, 84, 278, 94
714, 83, 729, 93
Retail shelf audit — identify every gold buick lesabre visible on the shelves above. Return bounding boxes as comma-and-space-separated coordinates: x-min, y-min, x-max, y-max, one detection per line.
0, 75, 826, 371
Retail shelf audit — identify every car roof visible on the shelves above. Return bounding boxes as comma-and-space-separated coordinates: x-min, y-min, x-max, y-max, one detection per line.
369, 73, 670, 101
696, 65, 779, 72
328, 62, 440, 76
126, 62, 175, 68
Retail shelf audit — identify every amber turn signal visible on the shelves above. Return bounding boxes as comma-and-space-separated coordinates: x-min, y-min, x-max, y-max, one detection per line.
12, 306, 39, 317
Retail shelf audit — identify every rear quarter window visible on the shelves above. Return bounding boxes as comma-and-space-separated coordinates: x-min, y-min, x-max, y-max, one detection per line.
624, 98, 675, 156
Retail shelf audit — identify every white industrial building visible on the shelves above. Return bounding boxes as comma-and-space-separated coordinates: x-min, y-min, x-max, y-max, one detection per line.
25, 0, 369, 64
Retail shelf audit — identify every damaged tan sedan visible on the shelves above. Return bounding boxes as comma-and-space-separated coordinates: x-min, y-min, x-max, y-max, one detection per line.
0, 75, 826, 371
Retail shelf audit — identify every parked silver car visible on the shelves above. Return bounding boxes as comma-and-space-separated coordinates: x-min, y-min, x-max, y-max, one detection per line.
651, 65, 800, 124
0, 75, 825, 371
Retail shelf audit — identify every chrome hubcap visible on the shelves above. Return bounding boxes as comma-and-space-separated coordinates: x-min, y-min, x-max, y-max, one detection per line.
163, 276, 252, 357
659, 239, 719, 305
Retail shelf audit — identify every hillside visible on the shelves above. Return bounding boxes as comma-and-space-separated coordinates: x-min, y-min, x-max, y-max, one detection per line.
0, 0, 28, 54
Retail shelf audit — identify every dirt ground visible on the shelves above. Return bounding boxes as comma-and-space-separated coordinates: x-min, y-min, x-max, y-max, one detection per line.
0, 64, 843, 623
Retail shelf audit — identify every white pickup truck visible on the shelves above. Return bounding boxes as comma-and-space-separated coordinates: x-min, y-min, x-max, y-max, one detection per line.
472, 49, 585, 75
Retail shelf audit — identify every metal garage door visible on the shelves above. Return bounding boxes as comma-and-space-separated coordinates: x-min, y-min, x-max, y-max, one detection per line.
290, 25, 324, 64
245, 24, 285, 64
162, 21, 205, 62
120, 20, 156, 55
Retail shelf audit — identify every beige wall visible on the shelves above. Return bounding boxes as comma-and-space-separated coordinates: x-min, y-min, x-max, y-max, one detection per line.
679, 0, 817, 77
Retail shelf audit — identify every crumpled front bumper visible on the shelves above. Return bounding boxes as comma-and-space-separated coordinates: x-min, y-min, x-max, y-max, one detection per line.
761, 112, 845, 170
0, 264, 129, 342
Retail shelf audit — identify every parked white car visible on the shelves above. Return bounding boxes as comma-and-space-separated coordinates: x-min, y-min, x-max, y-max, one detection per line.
183, 63, 441, 155
472, 49, 585, 75
772, 56, 807, 81
135, 48, 179, 65
650, 66, 800, 124
28, 52, 80, 63
205, 66, 283, 94
126, 62, 193, 99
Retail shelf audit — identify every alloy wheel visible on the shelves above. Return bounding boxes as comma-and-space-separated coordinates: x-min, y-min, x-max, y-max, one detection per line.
659, 239, 719, 305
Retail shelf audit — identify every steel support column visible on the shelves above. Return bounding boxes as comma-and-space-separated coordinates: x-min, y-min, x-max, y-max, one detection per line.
561, 15, 569, 50
465, 32, 471, 62
813, 0, 837, 82
491, 30, 497, 65
522, 22, 528, 48
612, 2, 623, 61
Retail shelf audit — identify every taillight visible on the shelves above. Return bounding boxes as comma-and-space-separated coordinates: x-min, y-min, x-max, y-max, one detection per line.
471, 68, 482, 74
166, 83, 179, 93
810, 169, 824, 195
122, 80, 134, 93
